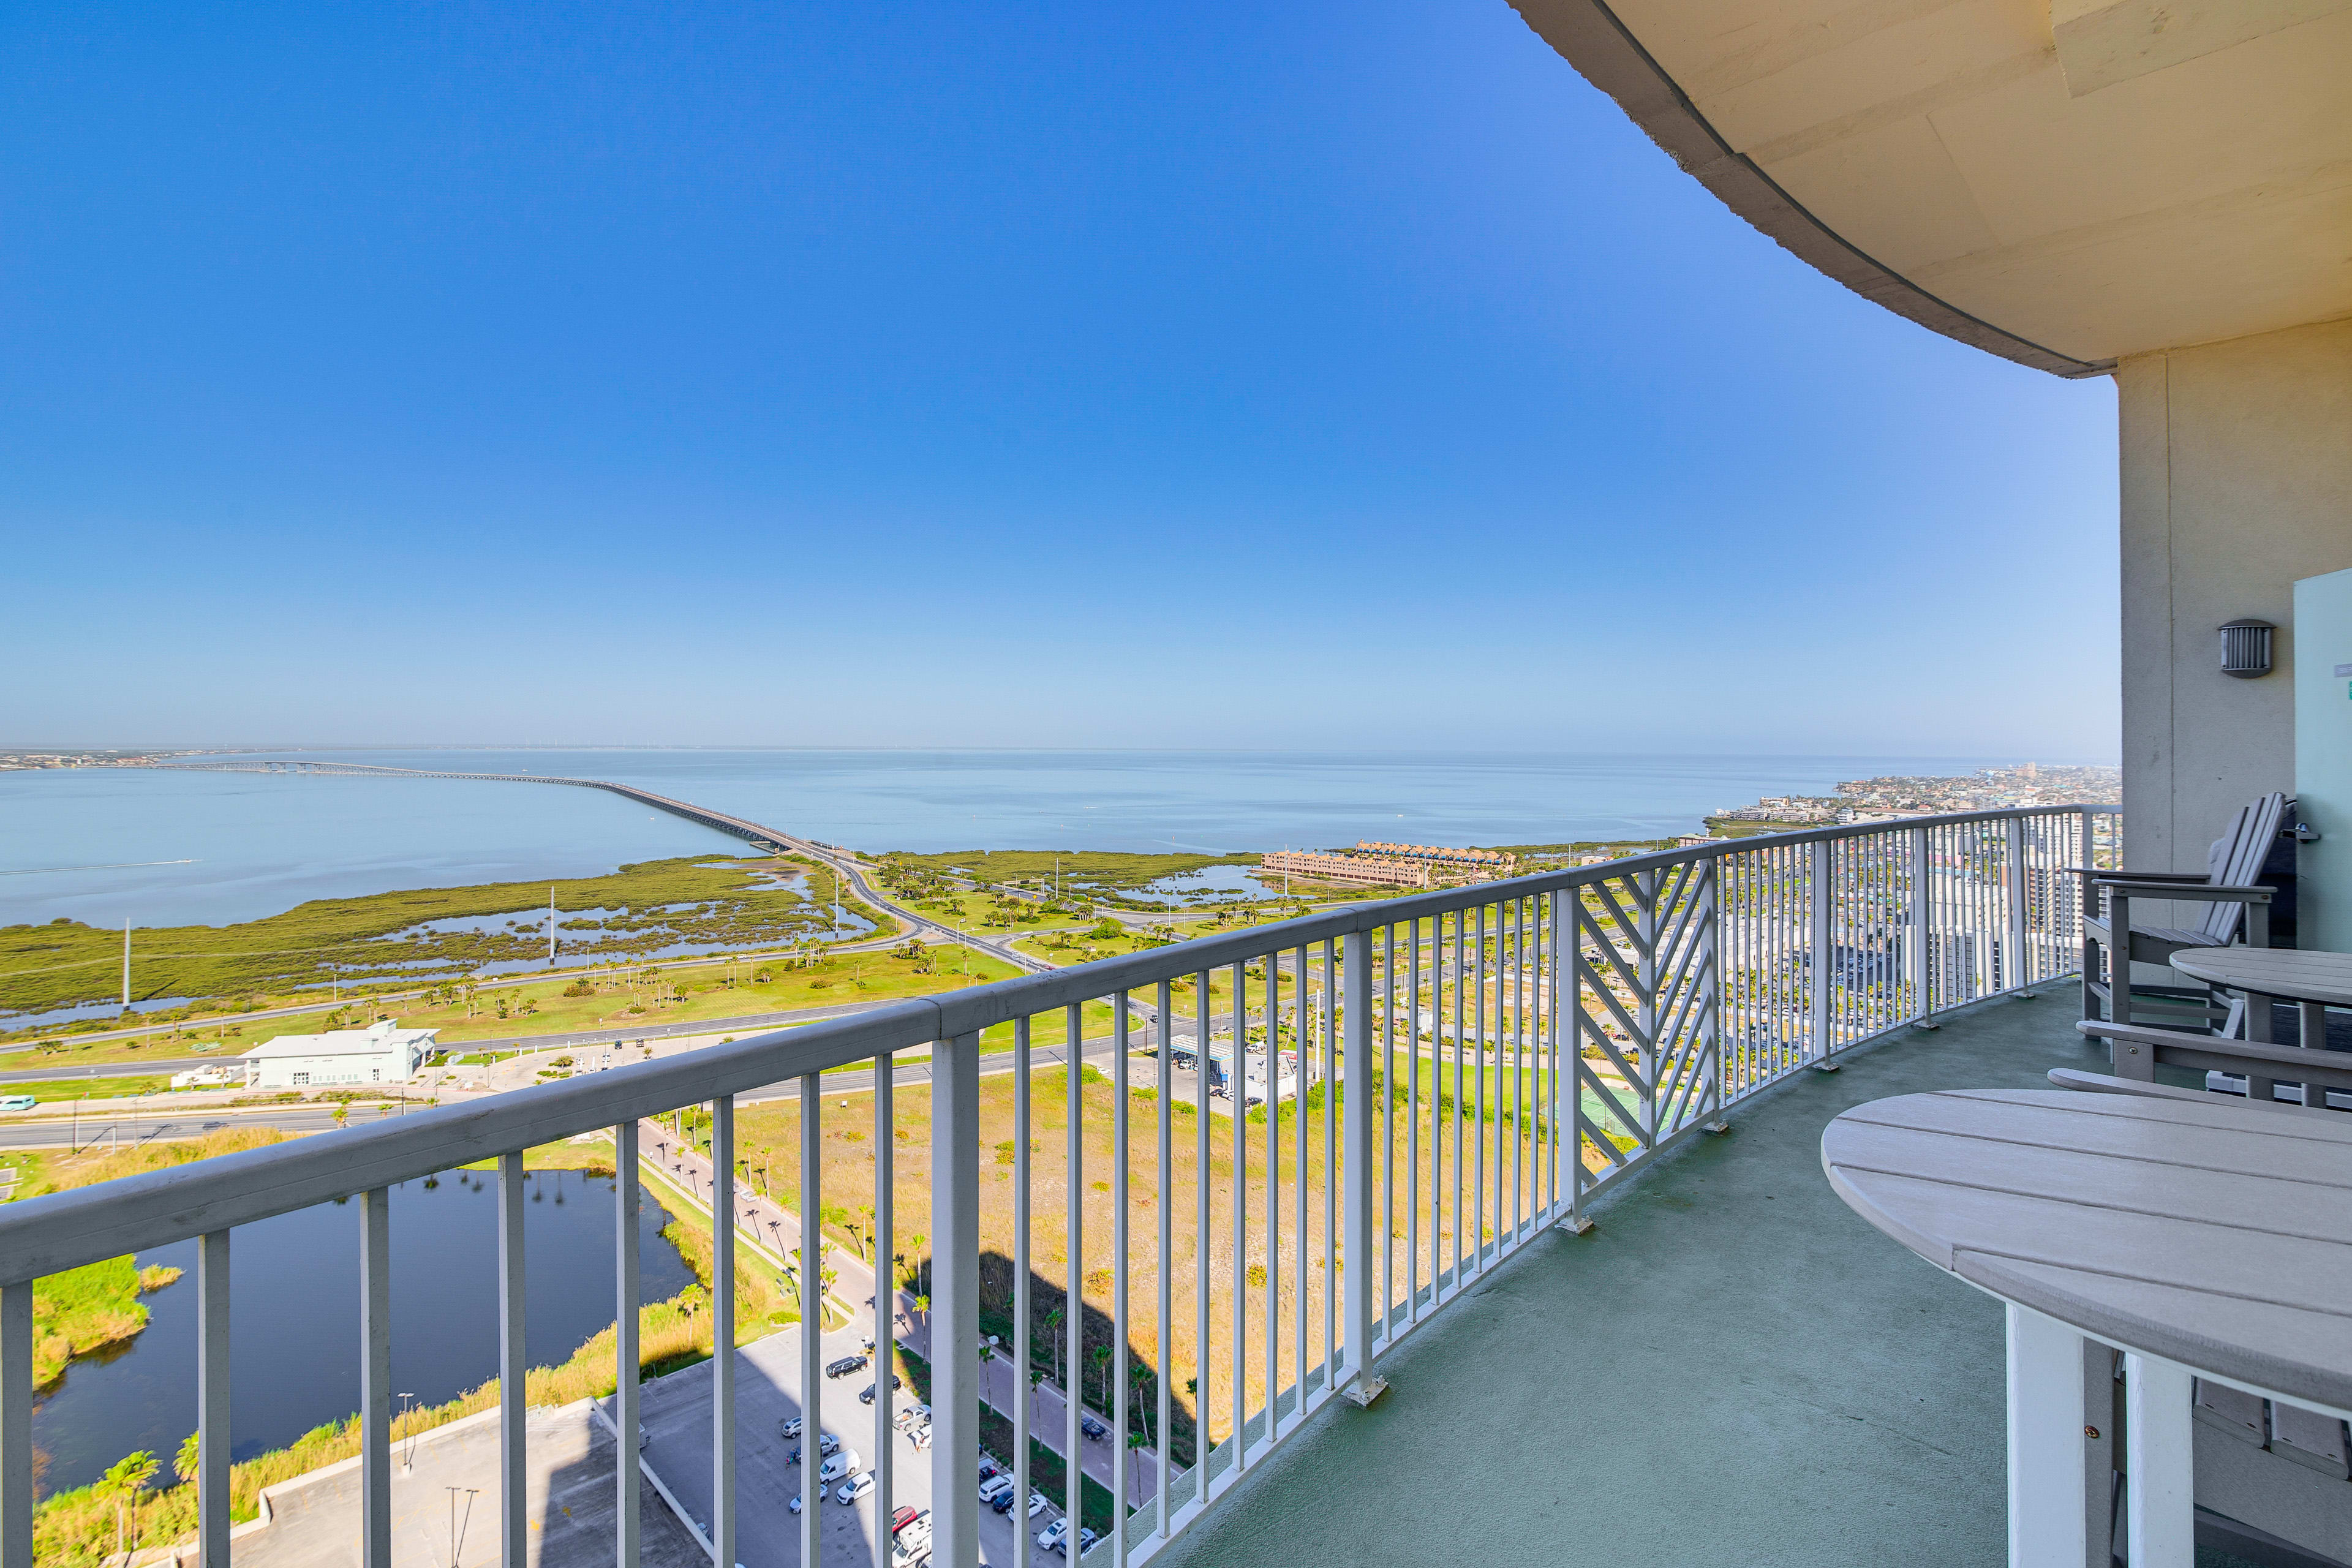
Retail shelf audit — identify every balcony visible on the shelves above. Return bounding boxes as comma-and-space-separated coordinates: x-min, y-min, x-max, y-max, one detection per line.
1, 807, 2146, 1568
1153, 989, 2093, 1568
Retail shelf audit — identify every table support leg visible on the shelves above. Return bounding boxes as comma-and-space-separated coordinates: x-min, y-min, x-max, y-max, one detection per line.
2125, 1354, 2194, 1568
2246, 989, 2275, 1044
2008, 1305, 2090, 1568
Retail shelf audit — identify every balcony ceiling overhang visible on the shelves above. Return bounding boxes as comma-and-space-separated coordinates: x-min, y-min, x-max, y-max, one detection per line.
1513, 0, 2352, 378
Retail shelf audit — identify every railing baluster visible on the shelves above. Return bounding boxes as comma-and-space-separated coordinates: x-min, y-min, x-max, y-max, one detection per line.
197, 1229, 230, 1568
710, 1097, 735, 1568
1319, 944, 1335, 1398
497, 1157, 526, 1568
1909, 825, 1933, 1025
2, 1283, 32, 1568
1379, 924, 1393, 1343
796, 1074, 820, 1563
1408, 917, 1423, 1321
1809, 839, 1835, 1065
1066, 1000, 1087, 1526
1114, 992, 1132, 1562
930, 1032, 981, 1568
2005, 814, 2031, 996
1452, 911, 1467, 1268
1548, 891, 1566, 1217
1153, 980, 1172, 1545
1291, 946, 1308, 1409
1227, 962, 1246, 1473
874, 1051, 894, 1558
360, 1186, 391, 1568
1473, 903, 1487, 1270
1513, 895, 1526, 1242
616, 1120, 640, 1567
1341, 929, 1375, 1401
1014, 1017, 1032, 1568
1194, 967, 1212, 1498
1262, 956, 1278, 1439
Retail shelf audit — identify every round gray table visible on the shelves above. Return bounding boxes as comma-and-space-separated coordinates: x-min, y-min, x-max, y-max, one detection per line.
2171, 945, 2352, 1047
1823, 1087, 2352, 1568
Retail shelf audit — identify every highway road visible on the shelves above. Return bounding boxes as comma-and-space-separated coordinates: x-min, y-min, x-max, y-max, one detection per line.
0, 1097, 428, 1148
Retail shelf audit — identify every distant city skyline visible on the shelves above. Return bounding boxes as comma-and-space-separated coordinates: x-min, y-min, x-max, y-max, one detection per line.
1, 2, 2117, 755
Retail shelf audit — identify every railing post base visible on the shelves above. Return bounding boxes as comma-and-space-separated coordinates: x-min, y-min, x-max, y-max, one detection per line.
1702, 1120, 1730, 1136
2014, 990, 2040, 1000
1911, 1018, 1941, 1031
1340, 1376, 1389, 1409
1812, 1060, 1842, 1073
1559, 1215, 1596, 1236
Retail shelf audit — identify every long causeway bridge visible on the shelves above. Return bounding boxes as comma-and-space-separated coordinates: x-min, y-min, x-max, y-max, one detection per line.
152, 760, 825, 859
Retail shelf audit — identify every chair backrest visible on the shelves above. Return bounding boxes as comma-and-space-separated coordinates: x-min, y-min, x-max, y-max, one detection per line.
2195, 791, 2286, 942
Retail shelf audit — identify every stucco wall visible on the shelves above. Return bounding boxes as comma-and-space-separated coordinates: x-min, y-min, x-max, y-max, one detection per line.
2117, 315, 2352, 875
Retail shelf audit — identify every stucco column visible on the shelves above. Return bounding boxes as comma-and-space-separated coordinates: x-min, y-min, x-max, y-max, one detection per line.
2117, 316, 2352, 877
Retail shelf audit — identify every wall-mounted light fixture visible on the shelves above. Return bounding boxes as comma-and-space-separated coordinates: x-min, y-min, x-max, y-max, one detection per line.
2220, 618, 2275, 678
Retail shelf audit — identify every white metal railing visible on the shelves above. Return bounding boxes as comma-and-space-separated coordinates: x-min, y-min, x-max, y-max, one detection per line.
0, 804, 2117, 1568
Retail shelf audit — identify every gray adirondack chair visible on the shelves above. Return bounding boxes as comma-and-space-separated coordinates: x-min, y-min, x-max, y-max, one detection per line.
2078, 791, 2284, 1030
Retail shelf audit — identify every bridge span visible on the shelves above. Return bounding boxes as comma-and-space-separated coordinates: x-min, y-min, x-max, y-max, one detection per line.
152, 760, 826, 858
145, 761, 1050, 974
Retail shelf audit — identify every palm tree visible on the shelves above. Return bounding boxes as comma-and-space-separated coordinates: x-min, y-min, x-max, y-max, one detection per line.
1042, 1306, 1065, 1388
102, 1450, 157, 1564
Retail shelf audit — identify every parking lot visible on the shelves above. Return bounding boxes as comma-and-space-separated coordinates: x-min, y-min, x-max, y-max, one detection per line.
635, 1321, 1074, 1566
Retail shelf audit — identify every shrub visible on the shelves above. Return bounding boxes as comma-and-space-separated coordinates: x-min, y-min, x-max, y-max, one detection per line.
562, 978, 595, 998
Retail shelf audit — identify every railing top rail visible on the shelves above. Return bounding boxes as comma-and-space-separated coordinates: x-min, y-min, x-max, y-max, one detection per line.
0, 802, 2113, 1284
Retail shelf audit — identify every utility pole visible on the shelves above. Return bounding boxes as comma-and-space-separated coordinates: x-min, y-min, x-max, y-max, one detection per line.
547, 886, 556, 965
121, 918, 130, 1011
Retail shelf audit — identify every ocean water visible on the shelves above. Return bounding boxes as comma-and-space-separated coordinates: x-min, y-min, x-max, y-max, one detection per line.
0, 748, 2024, 929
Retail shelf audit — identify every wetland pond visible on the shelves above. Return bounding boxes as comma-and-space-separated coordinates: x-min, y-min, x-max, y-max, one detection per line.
31, 1167, 695, 1497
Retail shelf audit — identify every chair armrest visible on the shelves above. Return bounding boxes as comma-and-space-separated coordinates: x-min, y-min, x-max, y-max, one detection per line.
2048, 1067, 2342, 1118
2076, 1020, 2352, 1089
2076, 869, 2211, 884
2092, 877, 2269, 900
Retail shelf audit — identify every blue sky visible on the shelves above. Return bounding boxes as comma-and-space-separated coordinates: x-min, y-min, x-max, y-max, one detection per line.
1, 2, 2119, 758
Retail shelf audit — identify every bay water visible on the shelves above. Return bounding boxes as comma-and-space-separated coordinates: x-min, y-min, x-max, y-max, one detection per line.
0, 748, 2026, 929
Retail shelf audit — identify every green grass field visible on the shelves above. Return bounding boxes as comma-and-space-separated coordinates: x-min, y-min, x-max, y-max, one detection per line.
0, 854, 890, 1030
0, 1074, 172, 1104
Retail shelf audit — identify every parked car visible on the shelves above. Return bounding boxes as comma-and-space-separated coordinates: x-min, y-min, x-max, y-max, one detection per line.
906, 1423, 931, 1452
1040, 1522, 1097, 1557
836, 1473, 876, 1505
818, 1431, 842, 1457
990, 1488, 1019, 1514
1079, 1414, 1108, 1441
894, 1401, 932, 1431
0, 1096, 37, 1112
787, 1495, 804, 1515
779, 1417, 804, 1439
890, 1506, 927, 1537
817, 1449, 862, 1484
859, 1374, 905, 1405
825, 1354, 870, 1379
1025, 1491, 1050, 1519
978, 1473, 1017, 1505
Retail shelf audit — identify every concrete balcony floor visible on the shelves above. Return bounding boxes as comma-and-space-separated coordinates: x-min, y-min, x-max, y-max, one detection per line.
1155, 995, 2268, 1568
